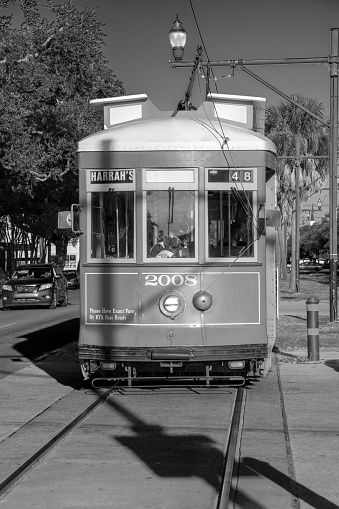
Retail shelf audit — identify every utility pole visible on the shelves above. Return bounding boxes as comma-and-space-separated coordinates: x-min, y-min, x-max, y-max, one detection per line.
329, 28, 338, 322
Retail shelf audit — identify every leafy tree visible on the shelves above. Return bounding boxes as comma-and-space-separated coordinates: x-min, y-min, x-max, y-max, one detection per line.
265, 95, 329, 287
0, 0, 125, 267
265, 95, 328, 218
299, 213, 339, 260
299, 222, 328, 259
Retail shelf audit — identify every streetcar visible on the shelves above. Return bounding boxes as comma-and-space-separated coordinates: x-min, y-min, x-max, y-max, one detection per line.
66, 92, 279, 386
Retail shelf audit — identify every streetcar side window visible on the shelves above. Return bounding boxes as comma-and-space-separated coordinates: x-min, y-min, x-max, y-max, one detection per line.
146, 190, 195, 259
208, 190, 254, 258
91, 191, 134, 259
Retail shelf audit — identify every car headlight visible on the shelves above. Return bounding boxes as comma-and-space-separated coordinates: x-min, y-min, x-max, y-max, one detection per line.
39, 283, 53, 291
2, 284, 13, 292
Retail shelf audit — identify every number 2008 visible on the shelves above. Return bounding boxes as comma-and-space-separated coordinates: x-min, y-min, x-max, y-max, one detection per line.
144, 274, 197, 287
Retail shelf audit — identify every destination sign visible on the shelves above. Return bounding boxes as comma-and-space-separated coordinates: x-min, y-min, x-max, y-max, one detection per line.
208, 169, 253, 183
90, 170, 134, 184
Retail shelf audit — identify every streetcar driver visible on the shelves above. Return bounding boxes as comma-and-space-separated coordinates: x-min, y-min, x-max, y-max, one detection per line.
230, 226, 247, 256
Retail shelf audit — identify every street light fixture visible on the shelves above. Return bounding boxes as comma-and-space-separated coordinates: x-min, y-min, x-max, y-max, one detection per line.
168, 15, 187, 62
304, 204, 316, 225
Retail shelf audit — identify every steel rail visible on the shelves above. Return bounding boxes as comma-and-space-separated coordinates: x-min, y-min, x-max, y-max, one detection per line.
216, 386, 246, 508
0, 387, 116, 498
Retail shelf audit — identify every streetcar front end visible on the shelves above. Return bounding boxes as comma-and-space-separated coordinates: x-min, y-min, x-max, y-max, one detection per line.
75, 94, 278, 386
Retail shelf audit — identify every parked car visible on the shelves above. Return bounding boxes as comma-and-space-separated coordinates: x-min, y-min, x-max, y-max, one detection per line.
2, 263, 68, 310
62, 270, 80, 289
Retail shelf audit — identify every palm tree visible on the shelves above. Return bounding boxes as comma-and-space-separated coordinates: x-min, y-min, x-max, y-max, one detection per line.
265, 95, 329, 289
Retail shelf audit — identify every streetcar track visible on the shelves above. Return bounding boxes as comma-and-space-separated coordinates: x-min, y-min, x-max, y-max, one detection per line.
216, 387, 245, 509
0, 387, 116, 499
0, 384, 245, 508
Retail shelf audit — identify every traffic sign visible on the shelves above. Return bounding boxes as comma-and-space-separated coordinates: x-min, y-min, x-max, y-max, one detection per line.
58, 211, 72, 229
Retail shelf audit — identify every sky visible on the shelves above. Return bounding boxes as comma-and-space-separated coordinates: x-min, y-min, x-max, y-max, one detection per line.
3, 0, 339, 114
70, 0, 339, 115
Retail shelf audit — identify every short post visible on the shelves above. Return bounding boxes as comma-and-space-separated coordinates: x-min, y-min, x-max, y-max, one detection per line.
306, 296, 320, 361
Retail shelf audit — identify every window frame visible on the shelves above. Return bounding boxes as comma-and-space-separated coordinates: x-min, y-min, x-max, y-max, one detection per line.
86, 170, 136, 263
142, 168, 199, 263
205, 167, 258, 262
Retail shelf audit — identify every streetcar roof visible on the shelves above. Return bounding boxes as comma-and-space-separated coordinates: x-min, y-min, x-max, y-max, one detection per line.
77, 116, 276, 154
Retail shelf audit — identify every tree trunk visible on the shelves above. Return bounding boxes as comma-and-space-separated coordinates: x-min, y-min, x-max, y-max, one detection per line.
277, 225, 288, 280
290, 207, 296, 291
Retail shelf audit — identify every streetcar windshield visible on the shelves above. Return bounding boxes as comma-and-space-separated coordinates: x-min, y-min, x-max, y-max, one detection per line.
208, 190, 254, 258
91, 191, 134, 259
146, 190, 195, 258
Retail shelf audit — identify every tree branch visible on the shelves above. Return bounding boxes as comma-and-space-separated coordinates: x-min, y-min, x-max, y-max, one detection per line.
28, 158, 71, 182
0, 26, 63, 65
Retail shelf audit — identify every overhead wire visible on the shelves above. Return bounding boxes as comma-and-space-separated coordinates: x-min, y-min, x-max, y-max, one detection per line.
188, 0, 261, 237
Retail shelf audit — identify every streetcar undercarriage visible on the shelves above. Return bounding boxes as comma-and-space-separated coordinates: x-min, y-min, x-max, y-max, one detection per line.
79, 344, 267, 387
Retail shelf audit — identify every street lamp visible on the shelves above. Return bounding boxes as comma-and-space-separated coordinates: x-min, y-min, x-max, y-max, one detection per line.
303, 198, 322, 223
168, 15, 187, 62
305, 205, 316, 225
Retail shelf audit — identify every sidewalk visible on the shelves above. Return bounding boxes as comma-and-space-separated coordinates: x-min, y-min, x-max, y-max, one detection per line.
277, 354, 339, 508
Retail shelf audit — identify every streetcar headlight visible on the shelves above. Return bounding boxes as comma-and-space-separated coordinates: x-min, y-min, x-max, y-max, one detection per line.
228, 361, 245, 370
159, 291, 185, 319
163, 295, 180, 314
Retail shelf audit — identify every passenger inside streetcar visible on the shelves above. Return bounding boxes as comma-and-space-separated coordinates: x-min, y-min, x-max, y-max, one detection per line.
147, 189, 195, 259
150, 234, 191, 258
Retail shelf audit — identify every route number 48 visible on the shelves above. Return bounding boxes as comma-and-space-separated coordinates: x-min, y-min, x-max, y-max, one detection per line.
231, 171, 252, 182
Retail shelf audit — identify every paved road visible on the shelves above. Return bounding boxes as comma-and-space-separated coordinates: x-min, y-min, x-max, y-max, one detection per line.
0, 290, 80, 381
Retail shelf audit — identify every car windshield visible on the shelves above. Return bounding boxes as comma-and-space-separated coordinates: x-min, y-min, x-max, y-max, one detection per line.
13, 268, 52, 279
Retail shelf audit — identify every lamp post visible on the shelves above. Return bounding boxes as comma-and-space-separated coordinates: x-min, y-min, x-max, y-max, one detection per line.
308, 205, 315, 225
168, 22, 339, 321
169, 15, 202, 110
302, 201, 322, 225
329, 29, 338, 322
